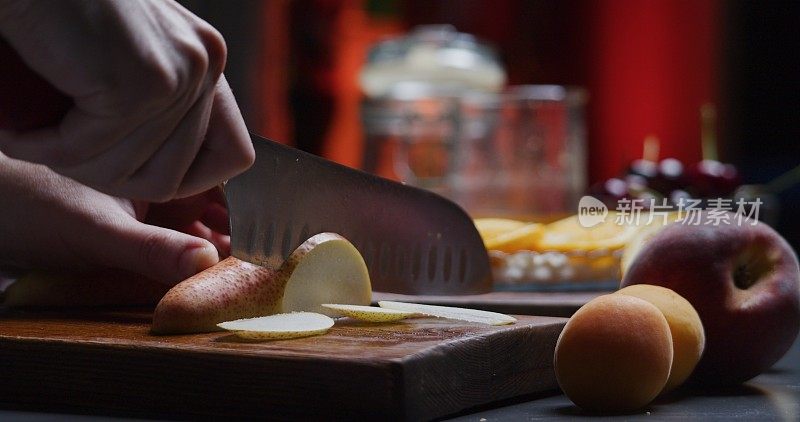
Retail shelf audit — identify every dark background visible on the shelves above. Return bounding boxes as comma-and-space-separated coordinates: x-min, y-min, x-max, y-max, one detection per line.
183, 0, 799, 250
724, 1, 800, 250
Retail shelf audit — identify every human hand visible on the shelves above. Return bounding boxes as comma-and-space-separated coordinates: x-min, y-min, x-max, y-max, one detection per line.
0, 152, 228, 285
0, 0, 254, 201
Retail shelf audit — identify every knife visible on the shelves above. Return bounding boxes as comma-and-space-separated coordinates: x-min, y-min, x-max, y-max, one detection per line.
225, 134, 492, 294
0, 41, 492, 295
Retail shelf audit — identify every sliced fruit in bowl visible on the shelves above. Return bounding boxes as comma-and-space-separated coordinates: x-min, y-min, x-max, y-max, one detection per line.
535, 213, 641, 252
473, 218, 528, 242
483, 223, 544, 252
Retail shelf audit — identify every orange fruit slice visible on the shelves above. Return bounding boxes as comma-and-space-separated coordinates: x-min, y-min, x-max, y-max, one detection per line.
474, 218, 527, 243
484, 222, 544, 252
535, 213, 641, 252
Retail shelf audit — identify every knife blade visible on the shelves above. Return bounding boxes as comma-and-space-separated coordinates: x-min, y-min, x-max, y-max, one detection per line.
224, 133, 492, 295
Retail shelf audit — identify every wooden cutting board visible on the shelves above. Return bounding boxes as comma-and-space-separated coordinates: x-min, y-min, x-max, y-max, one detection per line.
0, 309, 566, 421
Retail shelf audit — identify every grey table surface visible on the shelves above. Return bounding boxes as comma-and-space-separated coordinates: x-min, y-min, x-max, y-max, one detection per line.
447, 336, 800, 421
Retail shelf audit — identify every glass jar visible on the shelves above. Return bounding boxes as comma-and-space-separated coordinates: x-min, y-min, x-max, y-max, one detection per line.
359, 25, 506, 198
359, 27, 587, 221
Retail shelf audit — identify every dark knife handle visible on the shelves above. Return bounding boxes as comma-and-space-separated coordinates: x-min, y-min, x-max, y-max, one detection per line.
0, 38, 71, 131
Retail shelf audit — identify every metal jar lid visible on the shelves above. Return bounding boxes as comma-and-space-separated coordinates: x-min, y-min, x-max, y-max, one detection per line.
359, 25, 506, 98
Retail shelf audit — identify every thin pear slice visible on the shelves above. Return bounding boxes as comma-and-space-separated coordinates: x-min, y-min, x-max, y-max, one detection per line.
217, 312, 334, 340
321, 304, 415, 322
378, 301, 516, 326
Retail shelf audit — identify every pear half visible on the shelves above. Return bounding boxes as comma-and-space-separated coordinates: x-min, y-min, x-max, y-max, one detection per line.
152, 233, 371, 334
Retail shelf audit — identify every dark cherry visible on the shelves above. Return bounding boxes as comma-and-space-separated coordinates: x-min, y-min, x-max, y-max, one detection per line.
687, 160, 741, 198
650, 158, 687, 195
589, 177, 629, 206
627, 159, 658, 180
625, 174, 662, 203
624, 174, 649, 191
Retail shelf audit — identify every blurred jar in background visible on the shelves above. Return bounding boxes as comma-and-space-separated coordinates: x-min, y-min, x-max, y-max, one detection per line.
359, 25, 586, 221
360, 24, 504, 193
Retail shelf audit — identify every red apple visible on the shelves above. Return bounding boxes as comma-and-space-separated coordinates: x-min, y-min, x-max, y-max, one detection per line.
620, 212, 800, 385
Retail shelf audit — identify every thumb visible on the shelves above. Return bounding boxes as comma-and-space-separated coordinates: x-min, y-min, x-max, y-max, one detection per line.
97, 219, 220, 285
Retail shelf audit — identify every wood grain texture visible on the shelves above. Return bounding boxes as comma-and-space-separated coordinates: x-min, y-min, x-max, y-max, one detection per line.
373, 291, 604, 317
0, 308, 566, 420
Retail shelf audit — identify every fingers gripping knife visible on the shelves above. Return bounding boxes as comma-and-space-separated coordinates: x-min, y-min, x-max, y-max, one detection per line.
0, 40, 492, 294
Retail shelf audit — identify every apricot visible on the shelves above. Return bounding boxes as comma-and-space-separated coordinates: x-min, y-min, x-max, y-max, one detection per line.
616, 284, 705, 392
554, 294, 673, 413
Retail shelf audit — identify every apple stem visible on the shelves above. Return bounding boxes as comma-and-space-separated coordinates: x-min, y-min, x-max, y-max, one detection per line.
733, 265, 755, 290
643, 135, 660, 162
701, 103, 718, 161
765, 163, 800, 194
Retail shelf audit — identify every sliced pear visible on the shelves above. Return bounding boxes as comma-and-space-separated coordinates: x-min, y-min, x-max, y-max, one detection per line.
217, 312, 334, 340
321, 304, 415, 322
152, 256, 279, 334
280, 233, 372, 316
152, 233, 371, 334
378, 301, 516, 326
